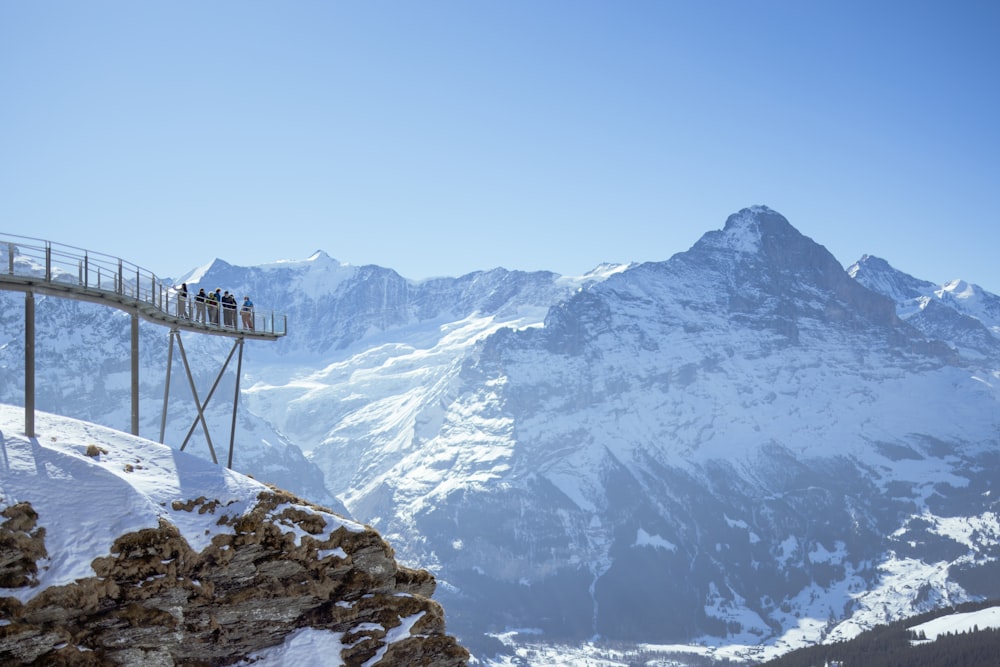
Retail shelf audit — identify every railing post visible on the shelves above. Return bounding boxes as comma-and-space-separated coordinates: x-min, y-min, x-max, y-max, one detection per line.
270, 311, 274, 334
283, 314, 287, 335
45, 242, 51, 282
83, 253, 89, 288
7, 242, 13, 275
117, 259, 123, 295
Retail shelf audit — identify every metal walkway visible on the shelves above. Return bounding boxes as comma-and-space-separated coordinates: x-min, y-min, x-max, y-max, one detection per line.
1, 233, 287, 468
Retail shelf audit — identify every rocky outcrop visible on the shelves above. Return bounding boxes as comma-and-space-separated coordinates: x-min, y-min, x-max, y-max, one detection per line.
0, 503, 47, 590
0, 489, 469, 666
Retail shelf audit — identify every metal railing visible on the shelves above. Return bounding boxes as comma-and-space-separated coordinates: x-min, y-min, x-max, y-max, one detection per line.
1, 233, 287, 337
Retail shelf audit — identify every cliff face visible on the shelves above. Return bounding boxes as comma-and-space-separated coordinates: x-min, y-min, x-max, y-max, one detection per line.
0, 408, 468, 666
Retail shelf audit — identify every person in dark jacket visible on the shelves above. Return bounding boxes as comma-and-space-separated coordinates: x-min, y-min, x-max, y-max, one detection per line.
176, 283, 189, 318
222, 290, 237, 328
194, 288, 207, 323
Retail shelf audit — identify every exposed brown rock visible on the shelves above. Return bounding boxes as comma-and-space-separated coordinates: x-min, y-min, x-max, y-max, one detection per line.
0, 491, 469, 666
0, 503, 47, 589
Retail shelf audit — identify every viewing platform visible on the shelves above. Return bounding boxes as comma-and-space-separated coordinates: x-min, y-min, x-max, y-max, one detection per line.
1, 233, 286, 339
1, 232, 287, 465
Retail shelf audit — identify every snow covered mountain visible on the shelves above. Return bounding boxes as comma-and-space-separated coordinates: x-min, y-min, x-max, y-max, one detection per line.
3, 206, 999, 664
849, 254, 1000, 360
318, 206, 998, 659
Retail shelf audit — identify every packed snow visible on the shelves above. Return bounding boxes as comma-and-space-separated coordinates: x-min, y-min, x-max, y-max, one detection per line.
910, 605, 1000, 641
0, 404, 363, 605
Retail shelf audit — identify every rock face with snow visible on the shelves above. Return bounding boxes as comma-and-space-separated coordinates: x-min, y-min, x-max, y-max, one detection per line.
0, 408, 468, 666
3, 206, 1000, 662
251, 206, 1000, 658
352, 207, 999, 651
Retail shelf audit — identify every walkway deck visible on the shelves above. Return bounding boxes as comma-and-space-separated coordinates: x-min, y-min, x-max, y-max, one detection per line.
1, 233, 286, 339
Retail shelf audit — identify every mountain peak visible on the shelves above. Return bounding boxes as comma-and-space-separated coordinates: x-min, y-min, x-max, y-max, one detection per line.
849, 254, 936, 303
179, 257, 232, 285
722, 204, 787, 231
941, 278, 976, 298
677, 207, 902, 332
697, 205, 801, 257
694, 205, 826, 270
306, 249, 337, 263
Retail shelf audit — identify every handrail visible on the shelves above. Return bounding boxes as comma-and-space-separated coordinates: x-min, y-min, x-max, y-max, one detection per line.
0, 232, 287, 338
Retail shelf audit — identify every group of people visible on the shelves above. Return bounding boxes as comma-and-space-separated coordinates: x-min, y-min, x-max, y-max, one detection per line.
175, 283, 255, 331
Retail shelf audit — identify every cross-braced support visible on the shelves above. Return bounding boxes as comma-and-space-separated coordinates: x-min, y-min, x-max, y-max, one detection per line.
159, 328, 245, 468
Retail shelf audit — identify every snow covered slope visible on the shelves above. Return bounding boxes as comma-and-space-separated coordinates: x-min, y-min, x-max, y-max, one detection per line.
0, 405, 468, 665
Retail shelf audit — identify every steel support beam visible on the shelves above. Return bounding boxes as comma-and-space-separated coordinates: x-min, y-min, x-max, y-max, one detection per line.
131, 312, 139, 436
159, 329, 177, 443
24, 291, 34, 437
227, 338, 244, 469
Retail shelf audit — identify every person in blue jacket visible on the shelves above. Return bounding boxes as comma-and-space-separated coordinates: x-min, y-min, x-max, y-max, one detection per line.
240, 295, 255, 331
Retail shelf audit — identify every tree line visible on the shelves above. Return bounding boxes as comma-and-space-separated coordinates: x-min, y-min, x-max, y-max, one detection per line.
759, 599, 1000, 667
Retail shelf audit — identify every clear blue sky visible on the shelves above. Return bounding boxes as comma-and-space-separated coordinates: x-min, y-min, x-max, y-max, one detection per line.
2, 1, 998, 290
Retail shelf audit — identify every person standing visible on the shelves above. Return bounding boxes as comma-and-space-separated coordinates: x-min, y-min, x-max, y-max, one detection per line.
240, 295, 255, 331
194, 288, 207, 323
207, 289, 220, 325
176, 283, 189, 318
223, 291, 237, 328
